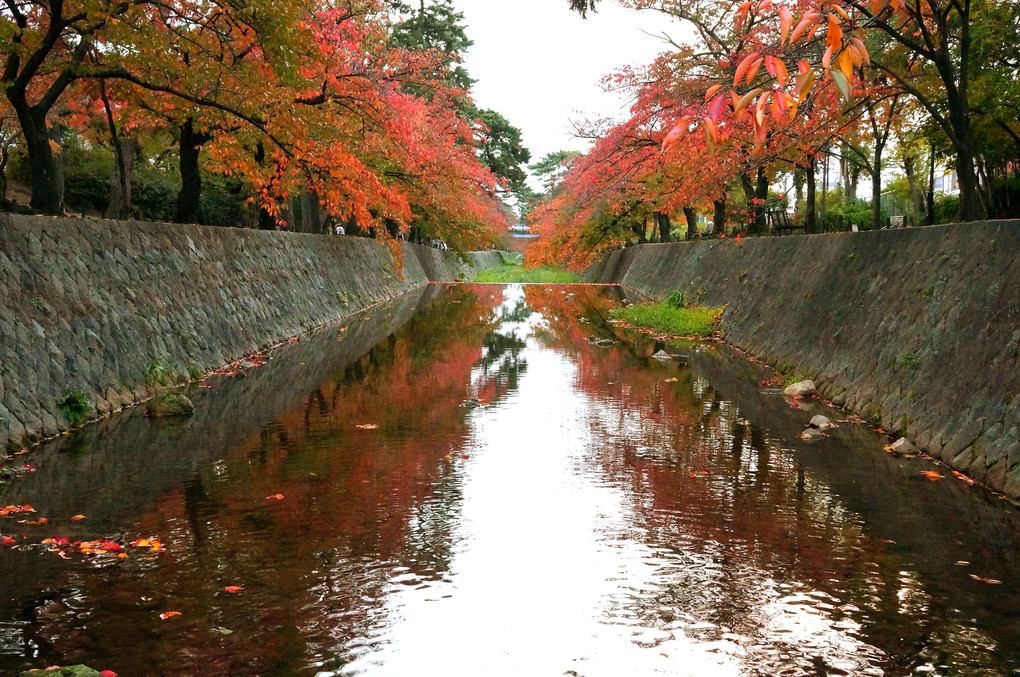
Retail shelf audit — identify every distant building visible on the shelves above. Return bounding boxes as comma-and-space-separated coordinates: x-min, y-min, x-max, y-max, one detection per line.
508, 224, 531, 234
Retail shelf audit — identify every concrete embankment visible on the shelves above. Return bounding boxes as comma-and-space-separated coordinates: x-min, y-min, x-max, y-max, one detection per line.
0, 214, 500, 449
586, 221, 1020, 498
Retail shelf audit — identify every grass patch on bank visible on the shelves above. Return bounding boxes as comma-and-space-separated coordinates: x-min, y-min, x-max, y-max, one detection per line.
612, 292, 724, 338
472, 265, 582, 283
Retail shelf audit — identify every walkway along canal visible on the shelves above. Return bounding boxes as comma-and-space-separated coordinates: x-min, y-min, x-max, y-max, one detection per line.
2, 283, 1020, 675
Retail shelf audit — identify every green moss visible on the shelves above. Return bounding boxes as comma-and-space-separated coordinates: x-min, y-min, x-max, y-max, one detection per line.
611, 299, 723, 338
898, 351, 920, 370
58, 389, 90, 427
144, 359, 175, 387
780, 372, 813, 387
471, 265, 582, 283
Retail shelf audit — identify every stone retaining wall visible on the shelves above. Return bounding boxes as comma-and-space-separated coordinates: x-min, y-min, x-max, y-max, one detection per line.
586, 221, 1020, 497
0, 215, 498, 449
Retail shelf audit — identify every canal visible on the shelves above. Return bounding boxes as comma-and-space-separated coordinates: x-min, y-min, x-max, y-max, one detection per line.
2, 283, 1019, 676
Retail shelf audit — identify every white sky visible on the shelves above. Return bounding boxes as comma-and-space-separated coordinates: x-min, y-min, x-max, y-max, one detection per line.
454, 1, 682, 169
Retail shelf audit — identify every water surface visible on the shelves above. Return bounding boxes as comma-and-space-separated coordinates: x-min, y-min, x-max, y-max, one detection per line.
2, 283, 1019, 676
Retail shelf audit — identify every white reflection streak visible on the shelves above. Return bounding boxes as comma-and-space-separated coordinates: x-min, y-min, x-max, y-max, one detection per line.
342, 311, 739, 675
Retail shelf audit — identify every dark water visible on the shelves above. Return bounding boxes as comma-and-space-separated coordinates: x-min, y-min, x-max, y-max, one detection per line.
2, 284, 1020, 676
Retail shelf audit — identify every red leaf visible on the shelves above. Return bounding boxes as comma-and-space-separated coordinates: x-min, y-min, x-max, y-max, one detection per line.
733, 51, 760, 87
71, 514, 85, 521
159, 611, 182, 620
789, 17, 811, 44
224, 585, 244, 593
779, 5, 792, 44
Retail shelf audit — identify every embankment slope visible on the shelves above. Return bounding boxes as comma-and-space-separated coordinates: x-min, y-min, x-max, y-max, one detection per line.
0, 214, 498, 448
587, 221, 1020, 497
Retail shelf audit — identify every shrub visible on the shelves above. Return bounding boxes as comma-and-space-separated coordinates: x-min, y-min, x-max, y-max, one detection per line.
933, 193, 960, 224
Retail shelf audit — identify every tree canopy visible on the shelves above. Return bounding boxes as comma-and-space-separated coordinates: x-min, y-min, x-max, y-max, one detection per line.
535, 0, 1020, 268
0, 0, 533, 253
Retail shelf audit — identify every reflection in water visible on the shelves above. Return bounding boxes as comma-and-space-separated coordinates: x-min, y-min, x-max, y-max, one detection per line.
2, 283, 1020, 676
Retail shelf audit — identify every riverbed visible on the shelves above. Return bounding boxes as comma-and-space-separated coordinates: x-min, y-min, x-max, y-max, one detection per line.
2, 284, 1019, 676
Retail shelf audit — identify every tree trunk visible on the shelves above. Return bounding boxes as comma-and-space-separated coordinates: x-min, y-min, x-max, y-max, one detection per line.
5, 89, 61, 213
713, 196, 726, 234
927, 143, 936, 225
943, 47, 980, 221
105, 138, 137, 220
0, 144, 8, 201
841, 148, 851, 199
871, 143, 883, 230
100, 82, 132, 220
300, 191, 322, 233
805, 154, 817, 234
755, 167, 768, 233
655, 211, 671, 242
175, 118, 209, 225
282, 196, 295, 231
903, 152, 925, 222
741, 168, 768, 235
820, 153, 828, 231
683, 206, 696, 239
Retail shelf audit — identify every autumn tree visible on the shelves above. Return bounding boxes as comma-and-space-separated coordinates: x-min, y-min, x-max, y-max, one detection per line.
570, 0, 1017, 224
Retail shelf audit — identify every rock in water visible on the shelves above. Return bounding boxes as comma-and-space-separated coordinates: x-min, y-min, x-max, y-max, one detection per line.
145, 391, 196, 417
799, 427, 826, 441
652, 350, 672, 360
809, 415, 834, 429
889, 437, 918, 455
784, 380, 817, 397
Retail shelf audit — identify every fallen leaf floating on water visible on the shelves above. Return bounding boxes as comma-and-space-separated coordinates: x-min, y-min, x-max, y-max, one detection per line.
952, 471, 976, 485
921, 471, 944, 481
70, 514, 86, 520
100, 671, 118, 677
955, 561, 970, 566
160, 611, 182, 620
969, 574, 1003, 585
41, 538, 131, 558
130, 538, 165, 552
690, 470, 710, 477
1, 536, 16, 546
224, 585, 244, 593
356, 423, 378, 429
267, 494, 284, 501
0, 505, 35, 516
